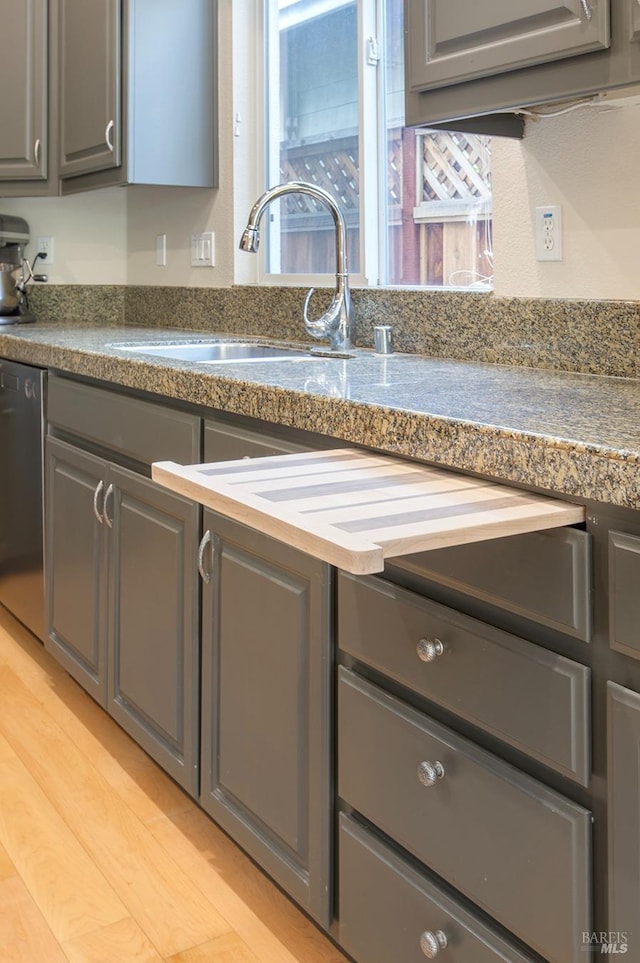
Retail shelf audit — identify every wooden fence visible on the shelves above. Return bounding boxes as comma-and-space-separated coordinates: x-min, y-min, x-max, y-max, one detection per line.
277, 129, 492, 286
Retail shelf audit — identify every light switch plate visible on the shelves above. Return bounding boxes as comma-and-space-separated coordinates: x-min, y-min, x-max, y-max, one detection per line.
156, 233, 166, 267
190, 231, 215, 267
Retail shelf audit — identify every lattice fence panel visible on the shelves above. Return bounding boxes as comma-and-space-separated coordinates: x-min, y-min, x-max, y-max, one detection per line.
421, 132, 491, 203
280, 141, 360, 216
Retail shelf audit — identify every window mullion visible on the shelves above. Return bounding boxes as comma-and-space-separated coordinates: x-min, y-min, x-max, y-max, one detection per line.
263, 0, 282, 277
358, 0, 381, 287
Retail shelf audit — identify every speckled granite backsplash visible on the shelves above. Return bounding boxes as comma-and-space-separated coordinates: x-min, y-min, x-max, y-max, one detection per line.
28, 284, 640, 379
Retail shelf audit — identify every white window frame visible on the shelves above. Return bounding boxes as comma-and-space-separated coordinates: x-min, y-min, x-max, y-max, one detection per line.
257, 0, 384, 287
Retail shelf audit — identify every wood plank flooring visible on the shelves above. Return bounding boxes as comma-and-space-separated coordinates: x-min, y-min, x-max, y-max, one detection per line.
0, 607, 347, 963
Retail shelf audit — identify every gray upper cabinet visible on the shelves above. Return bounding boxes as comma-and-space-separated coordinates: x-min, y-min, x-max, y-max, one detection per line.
402, 0, 640, 133
58, 0, 217, 193
58, 0, 121, 179
407, 1, 610, 92
0, 0, 55, 191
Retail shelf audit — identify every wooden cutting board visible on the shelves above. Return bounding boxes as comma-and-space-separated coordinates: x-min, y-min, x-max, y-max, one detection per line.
152, 449, 585, 575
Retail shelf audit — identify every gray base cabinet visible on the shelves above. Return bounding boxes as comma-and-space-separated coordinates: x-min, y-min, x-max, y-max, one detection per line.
40, 374, 640, 963
339, 667, 591, 963
45, 438, 106, 703
608, 682, 640, 960
45, 435, 200, 795
107, 465, 199, 796
199, 510, 333, 927
339, 815, 537, 963
337, 522, 601, 963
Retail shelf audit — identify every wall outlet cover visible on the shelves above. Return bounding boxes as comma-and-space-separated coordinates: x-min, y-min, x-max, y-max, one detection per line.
535, 206, 563, 262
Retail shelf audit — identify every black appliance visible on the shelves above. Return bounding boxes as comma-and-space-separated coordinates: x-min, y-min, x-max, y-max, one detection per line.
0, 359, 46, 641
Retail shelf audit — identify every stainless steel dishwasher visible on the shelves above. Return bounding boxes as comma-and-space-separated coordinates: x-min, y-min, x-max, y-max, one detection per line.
0, 358, 46, 641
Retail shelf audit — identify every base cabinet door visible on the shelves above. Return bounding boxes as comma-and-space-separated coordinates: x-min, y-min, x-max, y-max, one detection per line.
45, 438, 200, 796
200, 510, 333, 927
45, 437, 108, 705
107, 465, 200, 797
608, 682, 640, 960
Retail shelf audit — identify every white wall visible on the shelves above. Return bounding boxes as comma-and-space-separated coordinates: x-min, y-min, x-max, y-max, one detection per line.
4, 7, 640, 302
492, 101, 640, 300
0, 188, 127, 284
124, 0, 261, 288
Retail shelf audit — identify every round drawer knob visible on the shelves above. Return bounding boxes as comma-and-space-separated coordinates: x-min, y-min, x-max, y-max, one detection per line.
420, 930, 448, 958
416, 638, 444, 663
417, 760, 445, 788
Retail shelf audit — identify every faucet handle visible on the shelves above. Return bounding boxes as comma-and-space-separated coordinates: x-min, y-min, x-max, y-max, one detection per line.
303, 287, 342, 342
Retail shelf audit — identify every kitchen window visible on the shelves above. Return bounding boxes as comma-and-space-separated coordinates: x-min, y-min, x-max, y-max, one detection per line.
262, 0, 493, 289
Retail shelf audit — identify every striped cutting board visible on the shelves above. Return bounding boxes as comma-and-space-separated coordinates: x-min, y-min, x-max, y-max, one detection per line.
152, 449, 585, 575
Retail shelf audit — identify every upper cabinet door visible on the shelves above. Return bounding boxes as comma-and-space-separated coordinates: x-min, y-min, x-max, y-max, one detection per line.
59, 0, 121, 178
407, 0, 611, 92
0, 0, 48, 180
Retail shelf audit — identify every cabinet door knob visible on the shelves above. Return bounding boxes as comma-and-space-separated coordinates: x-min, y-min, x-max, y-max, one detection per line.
417, 760, 445, 788
34, 138, 41, 167
105, 119, 115, 151
420, 930, 448, 958
416, 638, 444, 662
103, 483, 114, 528
92, 479, 105, 524
198, 530, 213, 583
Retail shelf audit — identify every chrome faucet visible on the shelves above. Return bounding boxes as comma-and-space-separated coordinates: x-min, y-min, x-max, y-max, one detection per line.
239, 181, 354, 351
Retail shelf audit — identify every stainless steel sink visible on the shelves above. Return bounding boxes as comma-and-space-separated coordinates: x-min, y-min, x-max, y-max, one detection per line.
109, 340, 316, 363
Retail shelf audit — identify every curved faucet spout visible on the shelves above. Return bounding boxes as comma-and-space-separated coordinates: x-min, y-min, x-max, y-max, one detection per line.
239, 181, 354, 351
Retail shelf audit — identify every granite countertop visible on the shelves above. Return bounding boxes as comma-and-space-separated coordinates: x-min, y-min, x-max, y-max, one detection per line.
1, 323, 640, 510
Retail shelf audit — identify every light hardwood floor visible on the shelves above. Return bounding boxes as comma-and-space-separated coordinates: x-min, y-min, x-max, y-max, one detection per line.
0, 606, 348, 963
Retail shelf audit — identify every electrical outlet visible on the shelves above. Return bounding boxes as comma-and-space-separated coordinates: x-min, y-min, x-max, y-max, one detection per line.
36, 236, 54, 265
535, 206, 562, 262
190, 231, 215, 267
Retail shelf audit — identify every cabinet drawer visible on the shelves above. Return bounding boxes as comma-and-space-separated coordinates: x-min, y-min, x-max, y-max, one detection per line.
609, 531, 640, 660
339, 815, 537, 963
388, 526, 592, 641
204, 418, 309, 462
338, 668, 591, 963
339, 572, 590, 784
47, 375, 200, 466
